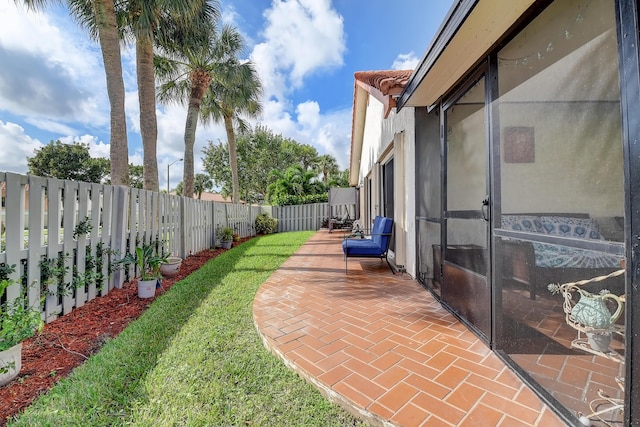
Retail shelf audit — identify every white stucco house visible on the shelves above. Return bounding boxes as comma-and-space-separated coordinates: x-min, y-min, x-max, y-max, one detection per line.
348, 0, 638, 424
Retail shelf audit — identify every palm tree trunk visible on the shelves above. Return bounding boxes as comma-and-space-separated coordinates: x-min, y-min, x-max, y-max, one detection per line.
224, 114, 240, 203
94, 0, 129, 186
182, 96, 201, 199
137, 38, 159, 192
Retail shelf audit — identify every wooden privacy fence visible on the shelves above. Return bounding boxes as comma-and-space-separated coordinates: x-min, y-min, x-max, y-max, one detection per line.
271, 203, 354, 232
0, 171, 353, 324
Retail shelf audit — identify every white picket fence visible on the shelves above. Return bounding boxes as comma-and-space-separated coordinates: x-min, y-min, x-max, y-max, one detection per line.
0, 172, 352, 324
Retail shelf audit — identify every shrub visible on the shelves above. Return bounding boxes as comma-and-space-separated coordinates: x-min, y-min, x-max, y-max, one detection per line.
219, 227, 234, 242
255, 213, 278, 235
0, 265, 44, 352
269, 193, 328, 206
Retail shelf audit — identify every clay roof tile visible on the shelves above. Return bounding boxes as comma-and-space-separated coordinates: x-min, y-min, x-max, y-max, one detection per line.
354, 70, 413, 97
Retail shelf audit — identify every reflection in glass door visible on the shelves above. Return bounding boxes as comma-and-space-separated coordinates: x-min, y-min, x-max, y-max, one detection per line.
442, 76, 491, 340
493, 1, 626, 422
383, 159, 394, 219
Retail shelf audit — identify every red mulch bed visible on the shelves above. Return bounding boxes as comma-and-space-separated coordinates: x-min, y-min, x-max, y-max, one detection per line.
0, 238, 252, 425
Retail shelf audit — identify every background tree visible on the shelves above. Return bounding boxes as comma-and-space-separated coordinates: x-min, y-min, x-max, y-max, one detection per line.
27, 140, 107, 183
92, 157, 111, 182
20, 0, 130, 186
202, 139, 232, 196
202, 126, 285, 203
235, 126, 299, 202
328, 168, 350, 188
28, 142, 146, 187
200, 24, 262, 204
202, 125, 345, 204
174, 181, 183, 196
315, 154, 340, 185
278, 141, 319, 171
266, 164, 325, 206
155, 2, 219, 198
120, 0, 210, 191
292, 143, 320, 171
193, 173, 213, 199
128, 164, 144, 189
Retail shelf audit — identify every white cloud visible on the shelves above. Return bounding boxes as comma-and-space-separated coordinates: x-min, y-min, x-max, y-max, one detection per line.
24, 118, 77, 137
156, 105, 188, 158
0, 121, 43, 173
155, 102, 230, 189
258, 99, 351, 170
221, 6, 239, 25
129, 152, 144, 169
220, 5, 256, 48
392, 52, 420, 70
59, 134, 110, 159
0, 0, 353, 186
0, 4, 149, 181
0, 4, 109, 132
301, 107, 352, 168
296, 101, 321, 129
241, 0, 351, 170
87, 138, 111, 159
251, 0, 345, 102
125, 90, 141, 135
294, 101, 350, 166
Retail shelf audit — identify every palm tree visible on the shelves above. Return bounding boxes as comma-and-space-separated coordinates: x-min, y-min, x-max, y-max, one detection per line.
200, 25, 262, 204
266, 164, 323, 204
155, 13, 227, 199
121, 0, 213, 191
316, 154, 340, 186
328, 169, 350, 188
193, 173, 212, 199
21, 0, 130, 186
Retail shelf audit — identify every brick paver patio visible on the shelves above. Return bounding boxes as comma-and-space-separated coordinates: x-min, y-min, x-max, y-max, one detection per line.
253, 231, 567, 426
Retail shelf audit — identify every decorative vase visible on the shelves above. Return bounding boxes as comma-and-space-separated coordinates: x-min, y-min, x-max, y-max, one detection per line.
159, 257, 182, 278
570, 290, 624, 330
0, 343, 22, 387
137, 279, 156, 299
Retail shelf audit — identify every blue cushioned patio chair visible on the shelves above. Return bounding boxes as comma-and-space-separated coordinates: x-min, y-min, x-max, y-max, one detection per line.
342, 216, 394, 273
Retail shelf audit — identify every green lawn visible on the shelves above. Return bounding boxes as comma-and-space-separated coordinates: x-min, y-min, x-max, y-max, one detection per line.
9, 232, 367, 426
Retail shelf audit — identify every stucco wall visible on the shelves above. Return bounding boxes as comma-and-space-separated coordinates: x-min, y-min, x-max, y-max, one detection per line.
358, 96, 418, 276
359, 100, 384, 185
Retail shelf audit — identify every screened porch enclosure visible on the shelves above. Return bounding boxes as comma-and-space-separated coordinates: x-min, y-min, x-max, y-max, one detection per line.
415, 0, 627, 424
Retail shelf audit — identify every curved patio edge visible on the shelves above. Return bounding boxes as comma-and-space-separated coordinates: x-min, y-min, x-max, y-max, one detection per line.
254, 320, 394, 426
252, 231, 567, 427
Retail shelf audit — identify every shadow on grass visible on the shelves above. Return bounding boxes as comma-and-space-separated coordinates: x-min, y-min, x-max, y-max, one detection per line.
9, 232, 317, 426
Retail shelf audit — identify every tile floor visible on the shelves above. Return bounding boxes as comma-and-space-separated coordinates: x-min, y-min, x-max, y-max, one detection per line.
253, 231, 568, 426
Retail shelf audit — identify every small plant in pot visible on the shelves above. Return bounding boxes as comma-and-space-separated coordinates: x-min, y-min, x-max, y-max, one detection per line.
117, 244, 168, 298
219, 227, 234, 249
0, 265, 44, 386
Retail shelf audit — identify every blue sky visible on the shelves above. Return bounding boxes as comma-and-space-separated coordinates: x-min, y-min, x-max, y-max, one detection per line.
0, 0, 453, 190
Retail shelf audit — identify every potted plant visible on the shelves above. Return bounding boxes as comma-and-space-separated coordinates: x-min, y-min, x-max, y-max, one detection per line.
159, 256, 182, 278
0, 266, 44, 386
118, 244, 168, 298
219, 227, 234, 249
